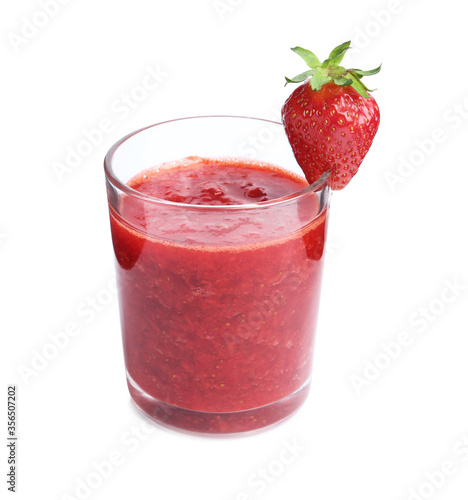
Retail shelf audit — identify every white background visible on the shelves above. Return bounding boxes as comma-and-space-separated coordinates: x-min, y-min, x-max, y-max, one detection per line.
2, 1, 468, 499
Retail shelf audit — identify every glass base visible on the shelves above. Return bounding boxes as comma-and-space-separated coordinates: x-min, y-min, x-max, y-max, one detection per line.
126, 373, 311, 435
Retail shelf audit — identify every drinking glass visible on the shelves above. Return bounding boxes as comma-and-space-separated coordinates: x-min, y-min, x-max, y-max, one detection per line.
104, 116, 331, 434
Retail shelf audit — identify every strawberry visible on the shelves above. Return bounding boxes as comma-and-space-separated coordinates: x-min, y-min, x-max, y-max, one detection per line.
281, 41, 381, 190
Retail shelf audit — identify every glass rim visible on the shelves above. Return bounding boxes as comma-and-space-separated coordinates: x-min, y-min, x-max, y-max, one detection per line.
104, 115, 331, 211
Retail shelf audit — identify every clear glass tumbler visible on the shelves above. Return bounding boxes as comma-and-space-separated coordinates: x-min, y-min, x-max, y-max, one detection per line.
104, 116, 331, 434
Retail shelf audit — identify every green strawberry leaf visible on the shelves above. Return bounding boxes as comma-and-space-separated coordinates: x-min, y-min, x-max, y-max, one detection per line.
333, 76, 353, 86
286, 41, 380, 95
327, 40, 351, 60
284, 69, 316, 86
291, 47, 321, 68
349, 72, 377, 93
323, 40, 351, 67
310, 72, 332, 91
351, 64, 382, 78
347, 73, 370, 99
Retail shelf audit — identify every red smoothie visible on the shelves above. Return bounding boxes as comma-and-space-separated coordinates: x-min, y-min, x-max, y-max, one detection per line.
109, 156, 328, 433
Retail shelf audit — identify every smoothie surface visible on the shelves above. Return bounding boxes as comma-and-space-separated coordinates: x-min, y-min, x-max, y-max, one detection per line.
128, 156, 309, 205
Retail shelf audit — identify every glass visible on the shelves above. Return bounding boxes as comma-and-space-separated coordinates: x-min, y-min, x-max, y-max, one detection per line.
104, 116, 331, 434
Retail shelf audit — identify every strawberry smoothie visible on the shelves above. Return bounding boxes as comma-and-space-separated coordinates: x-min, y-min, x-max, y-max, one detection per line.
108, 156, 329, 433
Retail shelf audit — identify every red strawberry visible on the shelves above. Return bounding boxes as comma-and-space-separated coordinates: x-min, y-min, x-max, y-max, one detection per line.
282, 41, 381, 190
